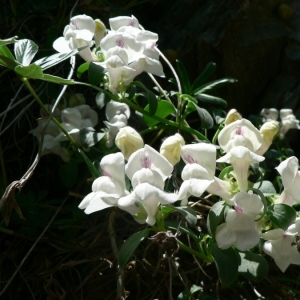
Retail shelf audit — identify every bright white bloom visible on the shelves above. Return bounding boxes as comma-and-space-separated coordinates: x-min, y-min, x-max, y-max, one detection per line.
115, 126, 144, 160
79, 152, 129, 214
262, 218, 300, 272
53, 15, 95, 62
118, 182, 178, 226
126, 144, 173, 186
280, 109, 300, 139
256, 120, 279, 155
109, 15, 139, 31
178, 143, 233, 204
275, 156, 300, 205
218, 119, 262, 153
215, 192, 263, 251
160, 133, 185, 166
217, 146, 265, 192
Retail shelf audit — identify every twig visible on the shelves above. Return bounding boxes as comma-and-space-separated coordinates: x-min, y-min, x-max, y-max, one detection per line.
0, 195, 69, 297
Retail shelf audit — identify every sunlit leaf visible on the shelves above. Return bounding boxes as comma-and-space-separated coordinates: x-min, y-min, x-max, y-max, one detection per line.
14, 39, 38, 66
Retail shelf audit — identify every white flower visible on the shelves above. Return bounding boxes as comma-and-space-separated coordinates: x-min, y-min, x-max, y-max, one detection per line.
53, 14, 95, 62
280, 109, 300, 139
217, 146, 265, 192
160, 133, 185, 166
275, 156, 300, 205
126, 144, 173, 185
260, 108, 278, 122
55, 105, 98, 144
218, 118, 263, 153
115, 126, 144, 160
178, 143, 233, 204
224, 109, 242, 125
78, 152, 129, 214
118, 182, 178, 226
262, 218, 300, 272
105, 101, 130, 121
109, 15, 139, 31
215, 192, 263, 251
104, 114, 128, 148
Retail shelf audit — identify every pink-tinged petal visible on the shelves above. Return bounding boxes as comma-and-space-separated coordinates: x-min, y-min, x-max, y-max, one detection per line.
70, 15, 95, 40
109, 15, 139, 31
181, 143, 216, 175
275, 190, 297, 206
215, 224, 236, 249
218, 119, 262, 153
234, 192, 263, 218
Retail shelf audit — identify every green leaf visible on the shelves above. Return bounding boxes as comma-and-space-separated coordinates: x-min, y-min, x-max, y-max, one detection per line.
78, 149, 101, 178
88, 61, 105, 85
219, 165, 234, 180
0, 54, 18, 69
196, 93, 227, 108
188, 102, 214, 129
253, 180, 277, 195
15, 64, 43, 78
210, 244, 239, 287
143, 100, 176, 126
35, 50, 78, 70
0, 44, 16, 61
80, 128, 105, 148
238, 251, 268, 282
119, 229, 151, 269
14, 39, 38, 66
176, 60, 191, 93
194, 78, 237, 95
59, 161, 78, 188
0, 36, 18, 46
268, 204, 296, 230
207, 201, 225, 238
77, 62, 89, 78
171, 206, 197, 227
191, 62, 216, 93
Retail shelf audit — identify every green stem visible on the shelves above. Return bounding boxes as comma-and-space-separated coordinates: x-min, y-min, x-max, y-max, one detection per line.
75, 82, 209, 141
22, 78, 78, 147
176, 239, 214, 262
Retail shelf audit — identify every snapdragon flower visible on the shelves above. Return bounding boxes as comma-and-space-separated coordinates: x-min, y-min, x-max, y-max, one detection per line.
53, 14, 96, 62
178, 143, 233, 205
119, 144, 177, 226
217, 146, 265, 192
215, 192, 263, 251
78, 152, 129, 214
275, 156, 300, 205
262, 218, 300, 272
218, 119, 263, 154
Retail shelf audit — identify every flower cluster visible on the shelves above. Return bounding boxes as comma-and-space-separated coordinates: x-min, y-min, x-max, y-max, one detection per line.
53, 14, 164, 94
261, 108, 300, 139
31, 98, 98, 161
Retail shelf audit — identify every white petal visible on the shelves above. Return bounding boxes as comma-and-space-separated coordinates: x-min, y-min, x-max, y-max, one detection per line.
53, 37, 72, 53
276, 156, 298, 189
215, 224, 236, 249
261, 228, 285, 240
235, 229, 260, 251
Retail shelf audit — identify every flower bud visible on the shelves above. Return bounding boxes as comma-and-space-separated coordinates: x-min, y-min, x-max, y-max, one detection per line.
94, 19, 107, 48
160, 133, 185, 166
256, 121, 279, 155
115, 126, 144, 160
224, 109, 242, 125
